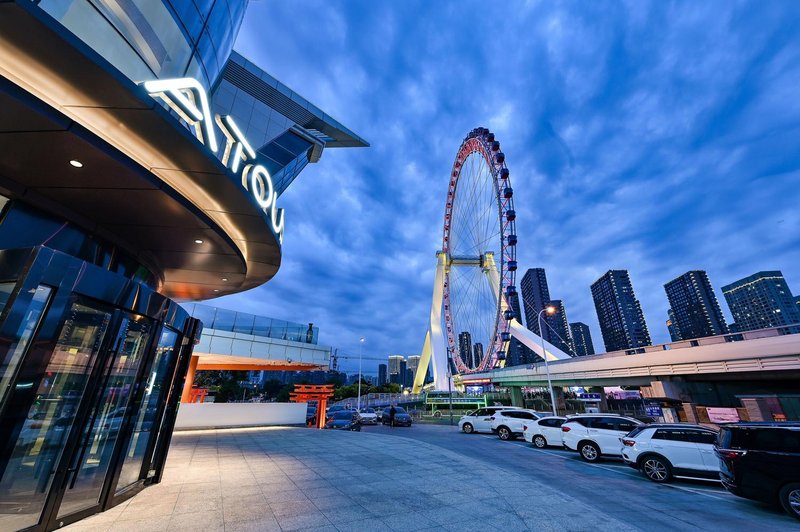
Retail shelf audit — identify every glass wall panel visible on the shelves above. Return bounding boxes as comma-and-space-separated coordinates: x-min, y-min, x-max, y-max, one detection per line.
233, 311, 255, 334
116, 328, 179, 491
57, 314, 153, 518
0, 285, 52, 408
0, 302, 112, 532
212, 308, 236, 331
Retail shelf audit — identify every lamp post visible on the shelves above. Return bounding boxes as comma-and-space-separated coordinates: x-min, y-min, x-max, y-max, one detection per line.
446, 346, 454, 425
357, 337, 365, 411
537, 306, 558, 416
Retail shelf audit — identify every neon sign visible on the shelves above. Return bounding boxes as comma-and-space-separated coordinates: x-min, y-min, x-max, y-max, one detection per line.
143, 78, 284, 243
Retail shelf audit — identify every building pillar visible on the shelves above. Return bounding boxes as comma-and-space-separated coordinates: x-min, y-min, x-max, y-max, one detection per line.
589, 386, 608, 411
682, 402, 699, 424
648, 379, 694, 403
180, 354, 199, 404
552, 386, 567, 414
509, 386, 524, 407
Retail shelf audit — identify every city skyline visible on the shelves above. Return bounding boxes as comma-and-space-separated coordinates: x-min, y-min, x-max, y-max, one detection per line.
210, 1, 800, 372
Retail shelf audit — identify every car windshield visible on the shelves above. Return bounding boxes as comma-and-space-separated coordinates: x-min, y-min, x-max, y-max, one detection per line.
333, 411, 354, 420
385, 407, 406, 413
362, 408, 374, 413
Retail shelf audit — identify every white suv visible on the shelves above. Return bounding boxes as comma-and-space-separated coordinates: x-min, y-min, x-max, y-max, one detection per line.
490, 409, 543, 440
620, 424, 719, 483
523, 416, 568, 448
459, 406, 515, 434
561, 414, 642, 462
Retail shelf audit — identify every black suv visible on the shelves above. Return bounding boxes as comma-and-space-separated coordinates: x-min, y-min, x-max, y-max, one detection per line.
715, 422, 800, 520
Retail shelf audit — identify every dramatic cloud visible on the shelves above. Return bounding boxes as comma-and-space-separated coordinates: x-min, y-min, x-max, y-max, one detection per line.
213, 1, 800, 374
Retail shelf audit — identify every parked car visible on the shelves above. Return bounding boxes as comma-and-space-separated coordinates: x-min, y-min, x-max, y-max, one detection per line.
306, 406, 317, 425
561, 414, 642, 462
358, 408, 378, 425
459, 406, 515, 434
324, 410, 361, 431
326, 404, 346, 416
490, 409, 544, 440
381, 406, 412, 426
715, 422, 800, 520
620, 424, 719, 482
523, 416, 568, 448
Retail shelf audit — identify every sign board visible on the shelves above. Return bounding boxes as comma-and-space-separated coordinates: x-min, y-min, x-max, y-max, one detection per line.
706, 407, 740, 423
143, 78, 285, 242
578, 393, 602, 402
645, 404, 663, 417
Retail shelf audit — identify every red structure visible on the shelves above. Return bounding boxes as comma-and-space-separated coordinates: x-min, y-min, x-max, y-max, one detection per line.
290, 384, 335, 428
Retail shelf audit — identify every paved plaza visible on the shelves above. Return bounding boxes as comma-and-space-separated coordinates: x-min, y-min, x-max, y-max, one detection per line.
66, 426, 635, 532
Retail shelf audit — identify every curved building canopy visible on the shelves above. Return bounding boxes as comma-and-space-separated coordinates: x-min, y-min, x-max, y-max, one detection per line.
0, 2, 282, 299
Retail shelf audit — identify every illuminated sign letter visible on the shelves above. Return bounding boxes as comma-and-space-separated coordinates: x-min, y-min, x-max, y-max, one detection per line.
216, 115, 255, 173
270, 196, 285, 244
145, 77, 285, 245
143, 78, 218, 152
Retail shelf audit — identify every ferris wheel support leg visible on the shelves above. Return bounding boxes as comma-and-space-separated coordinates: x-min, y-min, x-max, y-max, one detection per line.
413, 252, 450, 392
412, 331, 432, 394
481, 255, 570, 362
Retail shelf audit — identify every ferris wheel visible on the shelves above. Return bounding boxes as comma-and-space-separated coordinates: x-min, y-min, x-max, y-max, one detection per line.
412, 127, 570, 392
442, 127, 517, 373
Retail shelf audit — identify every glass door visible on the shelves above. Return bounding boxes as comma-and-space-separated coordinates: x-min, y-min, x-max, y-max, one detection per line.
0, 300, 112, 532
55, 313, 152, 519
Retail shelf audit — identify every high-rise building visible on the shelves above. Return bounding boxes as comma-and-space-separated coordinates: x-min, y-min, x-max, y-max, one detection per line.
407, 355, 421, 373
388, 355, 404, 384
399, 358, 408, 387
473, 343, 484, 367
378, 364, 388, 386
666, 309, 682, 342
722, 271, 800, 333
591, 270, 652, 352
505, 292, 537, 366
520, 268, 551, 336
543, 300, 573, 355
664, 271, 728, 340
569, 322, 595, 357
458, 331, 474, 368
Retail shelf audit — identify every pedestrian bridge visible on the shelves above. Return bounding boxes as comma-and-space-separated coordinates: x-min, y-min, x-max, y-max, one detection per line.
459, 326, 800, 388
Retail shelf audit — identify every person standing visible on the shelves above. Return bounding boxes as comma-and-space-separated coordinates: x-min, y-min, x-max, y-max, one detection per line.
389, 405, 396, 428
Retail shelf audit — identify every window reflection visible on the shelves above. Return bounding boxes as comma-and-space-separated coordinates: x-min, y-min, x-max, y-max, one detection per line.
0, 284, 52, 408
0, 302, 111, 532
116, 328, 178, 490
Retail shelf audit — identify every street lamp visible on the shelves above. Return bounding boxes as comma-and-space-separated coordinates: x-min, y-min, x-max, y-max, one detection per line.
357, 337, 365, 411
537, 306, 558, 416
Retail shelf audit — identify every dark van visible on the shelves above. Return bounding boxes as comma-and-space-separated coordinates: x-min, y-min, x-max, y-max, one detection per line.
715, 422, 800, 520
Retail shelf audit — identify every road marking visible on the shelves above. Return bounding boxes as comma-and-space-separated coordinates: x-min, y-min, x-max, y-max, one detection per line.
478, 434, 730, 501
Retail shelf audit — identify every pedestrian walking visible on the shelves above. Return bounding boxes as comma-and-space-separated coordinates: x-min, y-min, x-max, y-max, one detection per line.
389, 405, 396, 427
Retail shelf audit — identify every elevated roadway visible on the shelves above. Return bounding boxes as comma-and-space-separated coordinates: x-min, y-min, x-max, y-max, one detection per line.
460, 326, 800, 389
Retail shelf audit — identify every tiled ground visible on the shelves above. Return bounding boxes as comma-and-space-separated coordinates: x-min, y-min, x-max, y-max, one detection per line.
65, 427, 636, 531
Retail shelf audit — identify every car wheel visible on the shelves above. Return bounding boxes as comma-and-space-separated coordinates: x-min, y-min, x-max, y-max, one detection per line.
779, 483, 800, 520
462, 423, 474, 434
533, 435, 547, 448
642, 456, 672, 483
579, 441, 601, 462
497, 426, 513, 441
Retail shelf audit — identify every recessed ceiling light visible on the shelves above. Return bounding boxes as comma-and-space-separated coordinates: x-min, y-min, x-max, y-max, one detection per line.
213, 289, 219, 292
69, 160, 83, 168
221, 278, 228, 282
194, 239, 204, 244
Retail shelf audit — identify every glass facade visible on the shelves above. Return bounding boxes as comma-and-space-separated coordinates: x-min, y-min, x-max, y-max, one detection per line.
722, 271, 800, 334
0, 246, 199, 531
38, 0, 248, 88
664, 270, 728, 340
185, 303, 318, 344
591, 270, 652, 353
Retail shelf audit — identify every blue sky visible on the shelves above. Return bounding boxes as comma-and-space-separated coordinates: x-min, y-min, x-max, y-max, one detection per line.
212, 1, 800, 375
